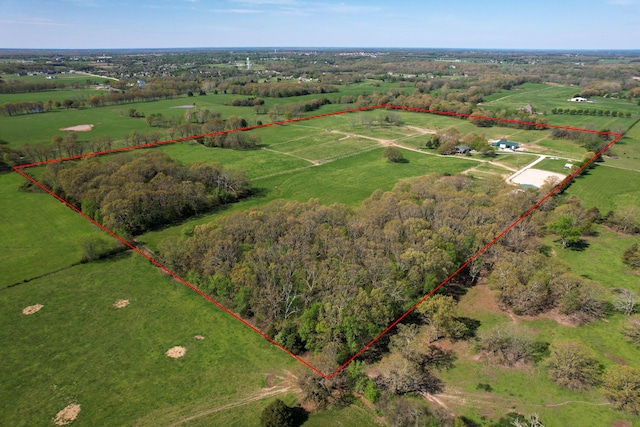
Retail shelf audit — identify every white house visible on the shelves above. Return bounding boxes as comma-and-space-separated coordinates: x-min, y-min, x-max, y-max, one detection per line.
569, 97, 592, 103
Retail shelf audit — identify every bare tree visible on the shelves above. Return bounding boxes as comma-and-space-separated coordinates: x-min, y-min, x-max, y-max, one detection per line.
613, 288, 639, 316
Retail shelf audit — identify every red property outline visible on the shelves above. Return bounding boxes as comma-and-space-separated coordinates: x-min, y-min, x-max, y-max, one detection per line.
13, 105, 623, 379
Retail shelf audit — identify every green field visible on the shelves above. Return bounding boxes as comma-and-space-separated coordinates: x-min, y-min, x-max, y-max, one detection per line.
565, 165, 640, 213
0, 80, 399, 148
3, 77, 640, 426
0, 172, 107, 287
482, 83, 639, 120
0, 253, 298, 426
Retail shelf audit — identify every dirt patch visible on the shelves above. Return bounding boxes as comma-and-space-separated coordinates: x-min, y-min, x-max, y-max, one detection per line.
53, 403, 81, 425
22, 304, 43, 315
511, 168, 566, 188
265, 373, 275, 388
113, 299, 129, 309
194, 335, 205, 340
462, 284, 501, 315
611, 421, 632, 427
166, 346, 187, 359
540, 310, 577, 328
59, 124, 93, 132
605, 353, 628, 366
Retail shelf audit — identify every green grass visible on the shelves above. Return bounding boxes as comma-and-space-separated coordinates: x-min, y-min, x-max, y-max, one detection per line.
565, 165, 640, 213
160, 141, 311, 179
300, 402, 381, 427
0, 253, 298, 426
535, 158, 575, 174
0, 171, 107, 287
482, 83, 640, 120
546, 226, 640, 291
0, 80, 403, 148
256, 147, 476, 205
606, 119, 640, 171
533, 138, 589, 159
140, 147, 478, 251
446, 283, 640, 427
493, 153, 540, 170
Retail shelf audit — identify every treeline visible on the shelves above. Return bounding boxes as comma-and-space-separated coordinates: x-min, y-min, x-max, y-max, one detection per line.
202, 132, 261, 149
551, 107, 633, 118
0, 79, 67, 94
85, 87, 182, 107
158, 174, 545, 361
551, 127, 611, 152
217, 82, 338, 98
0, 101, 46, 116
226, 97, 265, 107
40, 151, 250, 235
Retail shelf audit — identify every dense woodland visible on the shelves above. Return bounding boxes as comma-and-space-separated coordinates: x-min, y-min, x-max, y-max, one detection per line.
39, 151, 250, 235
157, 175, 594, 354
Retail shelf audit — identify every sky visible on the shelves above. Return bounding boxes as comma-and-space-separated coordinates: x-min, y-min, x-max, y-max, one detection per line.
0, 0, 639, 50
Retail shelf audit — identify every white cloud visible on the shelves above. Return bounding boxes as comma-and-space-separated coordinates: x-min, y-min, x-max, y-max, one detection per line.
210, 8, 262, 13
233, 0, 297, 5
0, 16, 67, 27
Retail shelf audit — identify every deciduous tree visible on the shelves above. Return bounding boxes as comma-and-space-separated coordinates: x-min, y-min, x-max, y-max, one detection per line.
546, 341, 602, 390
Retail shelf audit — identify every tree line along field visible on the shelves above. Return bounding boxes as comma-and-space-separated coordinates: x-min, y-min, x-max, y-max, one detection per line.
2, 53, 640, 426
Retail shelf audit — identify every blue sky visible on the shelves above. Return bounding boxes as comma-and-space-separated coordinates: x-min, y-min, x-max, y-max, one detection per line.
1, 0, 638, 49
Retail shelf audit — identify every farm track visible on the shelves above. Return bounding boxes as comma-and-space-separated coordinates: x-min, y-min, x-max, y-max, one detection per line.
424, 387, 610, 413
167, 385, 293, 426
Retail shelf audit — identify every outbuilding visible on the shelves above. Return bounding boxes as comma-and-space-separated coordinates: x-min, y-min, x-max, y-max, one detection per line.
455, 145, 471, 155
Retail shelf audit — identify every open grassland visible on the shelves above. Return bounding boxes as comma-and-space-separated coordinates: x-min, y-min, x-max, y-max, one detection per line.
546, 225, 640, 291
3, 79, 640, 426
160, 141, 312, 179
482, 82, 639, 119
0, 172, 107, 288
0, 80, 398, 147
0, 253, 300, 426
533, 138, 588, 159
535, 158, 575, 174
607, 118, 640, 171
565, 165, 640, 213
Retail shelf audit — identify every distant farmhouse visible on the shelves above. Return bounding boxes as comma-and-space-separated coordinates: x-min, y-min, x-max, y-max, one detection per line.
489, 138, 520, 150
517, 104, 534, 114
569, 96, 593, 103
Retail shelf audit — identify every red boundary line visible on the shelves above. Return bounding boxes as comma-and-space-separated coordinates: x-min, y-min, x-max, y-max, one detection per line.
13, 105, 622, 379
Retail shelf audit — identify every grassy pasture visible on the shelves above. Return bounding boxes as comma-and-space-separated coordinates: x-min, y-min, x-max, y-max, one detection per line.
0, 253, 300, 426
0, 172, 106, 288
0, 80, 398, 148
161, 141, 312, 179
546, 225, 640, 291
482, 83, 639, 118
534, 158, 574, 174
533, 138, 590, 159
565, 165, 640, 213
606, 118, 640, 171
3, 78, 640, 426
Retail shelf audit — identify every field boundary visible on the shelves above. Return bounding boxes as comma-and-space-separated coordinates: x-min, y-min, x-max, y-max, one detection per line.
13, 105, 623, 378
